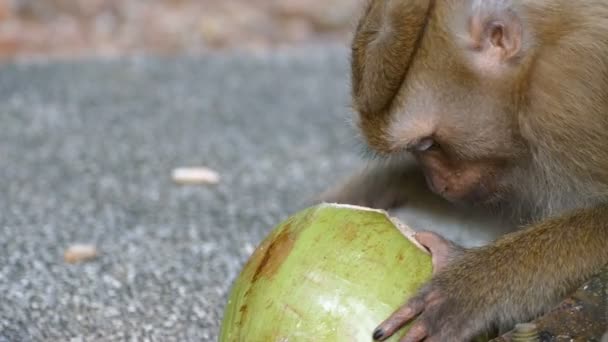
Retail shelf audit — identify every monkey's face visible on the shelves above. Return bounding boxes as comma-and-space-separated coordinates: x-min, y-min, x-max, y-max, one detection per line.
351, 0, 527, 204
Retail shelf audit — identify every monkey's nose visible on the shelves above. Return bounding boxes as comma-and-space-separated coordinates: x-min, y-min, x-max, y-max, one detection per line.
408, 137, 435, 152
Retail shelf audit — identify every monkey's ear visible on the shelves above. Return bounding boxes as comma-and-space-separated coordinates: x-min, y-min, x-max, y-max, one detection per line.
466, 4, 524, 70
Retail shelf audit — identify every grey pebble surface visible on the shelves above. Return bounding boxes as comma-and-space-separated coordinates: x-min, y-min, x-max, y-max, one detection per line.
0, 47, 363, 342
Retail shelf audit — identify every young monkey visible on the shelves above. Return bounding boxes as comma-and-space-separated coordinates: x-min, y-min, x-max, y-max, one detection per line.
320, 0, 608, 340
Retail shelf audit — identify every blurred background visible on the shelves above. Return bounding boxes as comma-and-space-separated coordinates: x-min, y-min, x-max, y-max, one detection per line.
0, 0, 361, 61
0, 2, 370, 341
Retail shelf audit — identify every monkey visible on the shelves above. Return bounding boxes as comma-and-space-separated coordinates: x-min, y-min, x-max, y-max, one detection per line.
319, 0, 608, 340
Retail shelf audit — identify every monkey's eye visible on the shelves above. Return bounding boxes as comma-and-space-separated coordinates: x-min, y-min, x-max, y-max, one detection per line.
409, 137, 436, 152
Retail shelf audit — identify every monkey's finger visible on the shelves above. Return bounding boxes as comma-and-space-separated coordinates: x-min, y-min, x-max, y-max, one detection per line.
399, 322, 428, 342
373, 297, 425, 340
415, 231, 454, 252
415, 231, 459, 273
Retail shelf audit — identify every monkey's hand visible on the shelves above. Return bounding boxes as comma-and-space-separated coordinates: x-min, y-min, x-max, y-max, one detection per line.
373, 208, 608, 341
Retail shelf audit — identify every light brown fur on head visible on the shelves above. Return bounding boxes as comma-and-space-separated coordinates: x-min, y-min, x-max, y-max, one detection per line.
351, 0, 608, 221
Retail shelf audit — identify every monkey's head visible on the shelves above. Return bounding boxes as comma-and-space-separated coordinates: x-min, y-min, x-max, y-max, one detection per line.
351, 0, 534, 204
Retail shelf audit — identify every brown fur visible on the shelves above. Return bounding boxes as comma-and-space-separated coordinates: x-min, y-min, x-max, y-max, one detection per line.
322, 0, 608, 339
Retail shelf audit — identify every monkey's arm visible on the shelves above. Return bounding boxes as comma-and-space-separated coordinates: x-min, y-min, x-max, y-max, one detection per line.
374, 206, 608, 342
316, 157, 426, 210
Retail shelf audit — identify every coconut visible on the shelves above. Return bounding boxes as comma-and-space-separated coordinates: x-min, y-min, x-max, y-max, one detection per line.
220, 203, 432, 341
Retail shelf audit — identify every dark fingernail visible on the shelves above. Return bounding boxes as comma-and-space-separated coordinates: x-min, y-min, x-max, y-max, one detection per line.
372, 328, 384, 340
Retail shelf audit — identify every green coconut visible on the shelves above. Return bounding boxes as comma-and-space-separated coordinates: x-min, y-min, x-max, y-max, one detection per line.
220, 203, 433, 342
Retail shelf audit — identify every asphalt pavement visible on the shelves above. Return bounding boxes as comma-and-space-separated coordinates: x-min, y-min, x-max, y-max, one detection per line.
0, 47, 368, 341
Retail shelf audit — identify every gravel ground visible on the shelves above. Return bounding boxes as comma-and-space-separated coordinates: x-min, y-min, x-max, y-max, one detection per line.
0, 46, 511, 342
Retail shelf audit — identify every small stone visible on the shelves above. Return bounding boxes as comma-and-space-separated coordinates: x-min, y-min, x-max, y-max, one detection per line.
64, 244, 98, 264
171, 167, 220, 185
